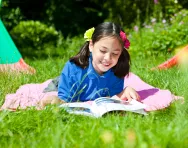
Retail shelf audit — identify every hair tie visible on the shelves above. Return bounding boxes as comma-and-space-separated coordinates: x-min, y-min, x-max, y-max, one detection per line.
120, 31, 130, 49
83, 28, 130, 49
84, 27, 95, 41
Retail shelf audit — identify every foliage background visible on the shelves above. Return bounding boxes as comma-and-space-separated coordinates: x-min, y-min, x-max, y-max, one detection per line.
1, 0, 188, 59
0, 1, 188, 147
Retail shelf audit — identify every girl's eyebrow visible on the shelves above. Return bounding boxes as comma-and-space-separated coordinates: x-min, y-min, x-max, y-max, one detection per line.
101, 46, 108, 49
101, 46, 120, 51
100, 46, 121, 52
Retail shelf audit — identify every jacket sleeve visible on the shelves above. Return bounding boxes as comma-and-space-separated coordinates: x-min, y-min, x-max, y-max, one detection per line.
58, 61, 79, 102
109, 78, 124, 97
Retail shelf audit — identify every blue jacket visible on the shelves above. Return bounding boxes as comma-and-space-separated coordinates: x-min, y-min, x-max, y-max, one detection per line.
58, 56, 124, 102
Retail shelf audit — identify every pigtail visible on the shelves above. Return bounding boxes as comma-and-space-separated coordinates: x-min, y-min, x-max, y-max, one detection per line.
112, 49, 130, 78
70, 42, 90, 68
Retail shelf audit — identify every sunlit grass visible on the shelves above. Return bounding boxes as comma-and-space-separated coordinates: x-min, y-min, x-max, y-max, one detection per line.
0, 53, 187, 147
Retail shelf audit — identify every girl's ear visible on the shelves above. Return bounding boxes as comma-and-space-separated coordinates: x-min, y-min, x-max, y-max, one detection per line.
89, 40, 94, 52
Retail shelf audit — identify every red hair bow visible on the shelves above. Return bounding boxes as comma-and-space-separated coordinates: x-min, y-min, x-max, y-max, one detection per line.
120, 31, 130, 49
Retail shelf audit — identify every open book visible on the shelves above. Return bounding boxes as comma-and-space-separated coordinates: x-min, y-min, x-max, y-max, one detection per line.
59, 97, 147, 118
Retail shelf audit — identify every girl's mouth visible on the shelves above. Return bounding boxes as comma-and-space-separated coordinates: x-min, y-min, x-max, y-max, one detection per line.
101, 62, 110, 67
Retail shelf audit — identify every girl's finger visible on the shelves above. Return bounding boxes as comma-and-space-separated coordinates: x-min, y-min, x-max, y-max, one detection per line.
126, 94, 132, 102
136, 94, 140, 101
130, 91, 137, 100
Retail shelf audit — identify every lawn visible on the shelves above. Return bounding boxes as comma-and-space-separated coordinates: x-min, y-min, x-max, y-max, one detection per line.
0, 53, 187, 148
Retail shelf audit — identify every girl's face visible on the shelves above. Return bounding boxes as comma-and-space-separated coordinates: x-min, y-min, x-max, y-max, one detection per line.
89, 36, 122, 75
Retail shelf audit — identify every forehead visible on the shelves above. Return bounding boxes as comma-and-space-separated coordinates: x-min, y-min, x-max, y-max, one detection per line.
94, 36, 122, 50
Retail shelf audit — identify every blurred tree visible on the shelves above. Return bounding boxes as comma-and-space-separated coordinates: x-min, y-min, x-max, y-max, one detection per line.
178, 0, 188, 9
44, 0, 107, 37
1, 0, 107, 37
7, 0, 46, 20
0, 0, 25, 30
0, 0, 185, 37
103, 0, 182, 29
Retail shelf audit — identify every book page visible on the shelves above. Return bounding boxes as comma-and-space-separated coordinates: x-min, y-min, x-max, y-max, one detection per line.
94, 97, 146, 107
65, 110, 95, 117
59, 102, 96, 117
59, 102, 92, 109
93, 97, 147, 116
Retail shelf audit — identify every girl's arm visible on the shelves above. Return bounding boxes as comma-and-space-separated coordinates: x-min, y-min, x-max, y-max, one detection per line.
110, 79, 139, 102
58, 61, 79, 102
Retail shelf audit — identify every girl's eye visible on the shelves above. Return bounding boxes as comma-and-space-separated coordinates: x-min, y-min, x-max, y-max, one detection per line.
100, 50, 106, 53
112, 53, 119, 56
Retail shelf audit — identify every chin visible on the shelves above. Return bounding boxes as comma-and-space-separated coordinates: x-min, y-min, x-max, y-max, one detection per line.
99, 67, 111, 73
96, 64, 112, 74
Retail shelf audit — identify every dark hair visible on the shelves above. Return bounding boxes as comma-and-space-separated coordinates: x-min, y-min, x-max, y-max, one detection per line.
70, 22, 130, 78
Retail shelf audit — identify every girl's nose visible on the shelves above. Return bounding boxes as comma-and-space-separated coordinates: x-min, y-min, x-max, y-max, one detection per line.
104, 53, 111, 61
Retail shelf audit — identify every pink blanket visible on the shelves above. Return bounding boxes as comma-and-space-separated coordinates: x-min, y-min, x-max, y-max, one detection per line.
124, 73, 181, 111
1, 79, 57, 110
0, 73, 182, 111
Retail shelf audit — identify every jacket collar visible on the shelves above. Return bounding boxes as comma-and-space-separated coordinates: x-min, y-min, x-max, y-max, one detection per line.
87, 54, 112, 79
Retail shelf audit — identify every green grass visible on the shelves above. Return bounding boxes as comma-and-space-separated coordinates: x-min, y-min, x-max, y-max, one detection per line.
0, 54, 188, 148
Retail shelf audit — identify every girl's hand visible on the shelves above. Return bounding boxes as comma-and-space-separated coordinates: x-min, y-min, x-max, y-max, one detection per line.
117, 86, 140, 102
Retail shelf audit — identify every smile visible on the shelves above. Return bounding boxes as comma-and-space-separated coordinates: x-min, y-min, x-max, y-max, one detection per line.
101, 62, 111, 67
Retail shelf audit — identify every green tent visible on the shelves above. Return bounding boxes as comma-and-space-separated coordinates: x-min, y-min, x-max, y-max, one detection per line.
0, 1, 35, 73
0, 19, 22, 64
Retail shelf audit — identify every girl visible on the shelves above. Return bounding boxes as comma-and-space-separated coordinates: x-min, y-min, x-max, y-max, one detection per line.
57, 22, 140, 103
1, 22, 183, 110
